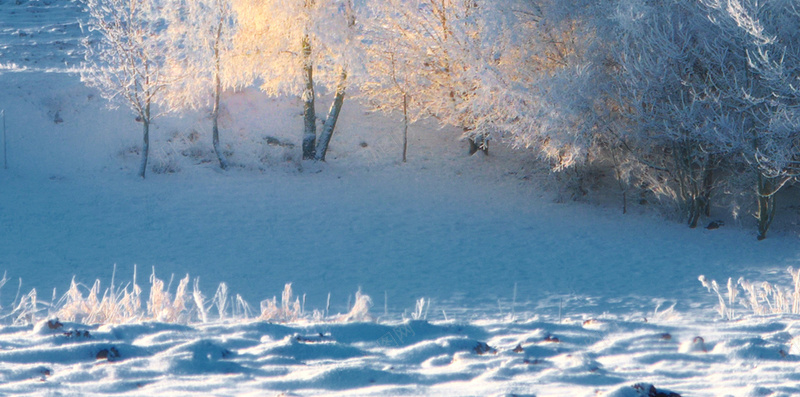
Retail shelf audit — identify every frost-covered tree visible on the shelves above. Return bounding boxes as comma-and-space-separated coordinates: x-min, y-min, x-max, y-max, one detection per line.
700, 0, 800, 239
476, 0, 607, 168
230, 0, 356, 161
357, 0, 620, 174
355, 34, 416, 162
613, 0, 800, 237
81, 0, 176, 178
356, 0, 501, 156
355, 0, 465, 161
163, 0, 236, 169
612, 0, 739, 227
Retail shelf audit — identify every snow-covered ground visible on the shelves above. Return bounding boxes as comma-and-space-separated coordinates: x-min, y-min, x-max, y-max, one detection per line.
2, 1, 800, 396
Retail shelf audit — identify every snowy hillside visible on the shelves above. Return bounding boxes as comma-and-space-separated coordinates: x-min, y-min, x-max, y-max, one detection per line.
1, 1, 800, 396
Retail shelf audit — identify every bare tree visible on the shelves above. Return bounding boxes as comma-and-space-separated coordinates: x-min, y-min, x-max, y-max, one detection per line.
81, 0, 176, 178
355, 4, 427, 162
355, 0, 507, 157
163, 0, 237, 169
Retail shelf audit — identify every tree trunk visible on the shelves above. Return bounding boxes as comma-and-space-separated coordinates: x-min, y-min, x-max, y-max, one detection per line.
607, 140, 627, 214
402, 93, 408, 163
687, 195, 701, 228
138, 104, 150, 179
757, 174, 778, 241
212, 82, 228, 169
687, 169, 705, 229
672, 142, 713, 228
687, 166, 713, 229
2, 109, 6, 170
702, 164, 713, 217
302, 35, 316, 160
212, 20, 228, 170
315, 71, 347, 162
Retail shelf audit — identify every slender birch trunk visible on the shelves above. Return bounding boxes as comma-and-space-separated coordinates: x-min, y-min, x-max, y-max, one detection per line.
211, 19, 228, 170
757, 175, 779, 241
2, 109, 6, 170
315, 71, 346, 161
302, 35, 316, 160
139, 101, 151, 179
402, 93, 408, 163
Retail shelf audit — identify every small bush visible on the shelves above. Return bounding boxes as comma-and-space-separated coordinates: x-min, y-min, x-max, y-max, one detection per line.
151, 147, 181, 174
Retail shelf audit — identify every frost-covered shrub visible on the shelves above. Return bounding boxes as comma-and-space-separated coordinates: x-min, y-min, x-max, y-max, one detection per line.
151, 147, 181, 174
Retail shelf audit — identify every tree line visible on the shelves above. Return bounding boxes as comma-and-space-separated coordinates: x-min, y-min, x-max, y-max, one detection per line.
80, 0, 800, 240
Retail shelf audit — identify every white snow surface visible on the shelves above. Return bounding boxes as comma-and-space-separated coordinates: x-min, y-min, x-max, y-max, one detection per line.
1, 1, 800, 396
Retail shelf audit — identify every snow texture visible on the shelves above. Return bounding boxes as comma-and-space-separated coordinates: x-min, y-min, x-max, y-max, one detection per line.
1, 1, 800, 396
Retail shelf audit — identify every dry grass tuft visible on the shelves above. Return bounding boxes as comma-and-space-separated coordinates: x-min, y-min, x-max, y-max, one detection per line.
1, 267, 373, 326
260, 283, 302, 322
700, 267, 800, 319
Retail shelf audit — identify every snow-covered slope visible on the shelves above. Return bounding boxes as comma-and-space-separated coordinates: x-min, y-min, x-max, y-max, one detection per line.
2, 2, 800, 396
1, 71, 795, 320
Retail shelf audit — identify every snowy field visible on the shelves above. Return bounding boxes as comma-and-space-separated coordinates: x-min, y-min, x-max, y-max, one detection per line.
2, 1, 800, 396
